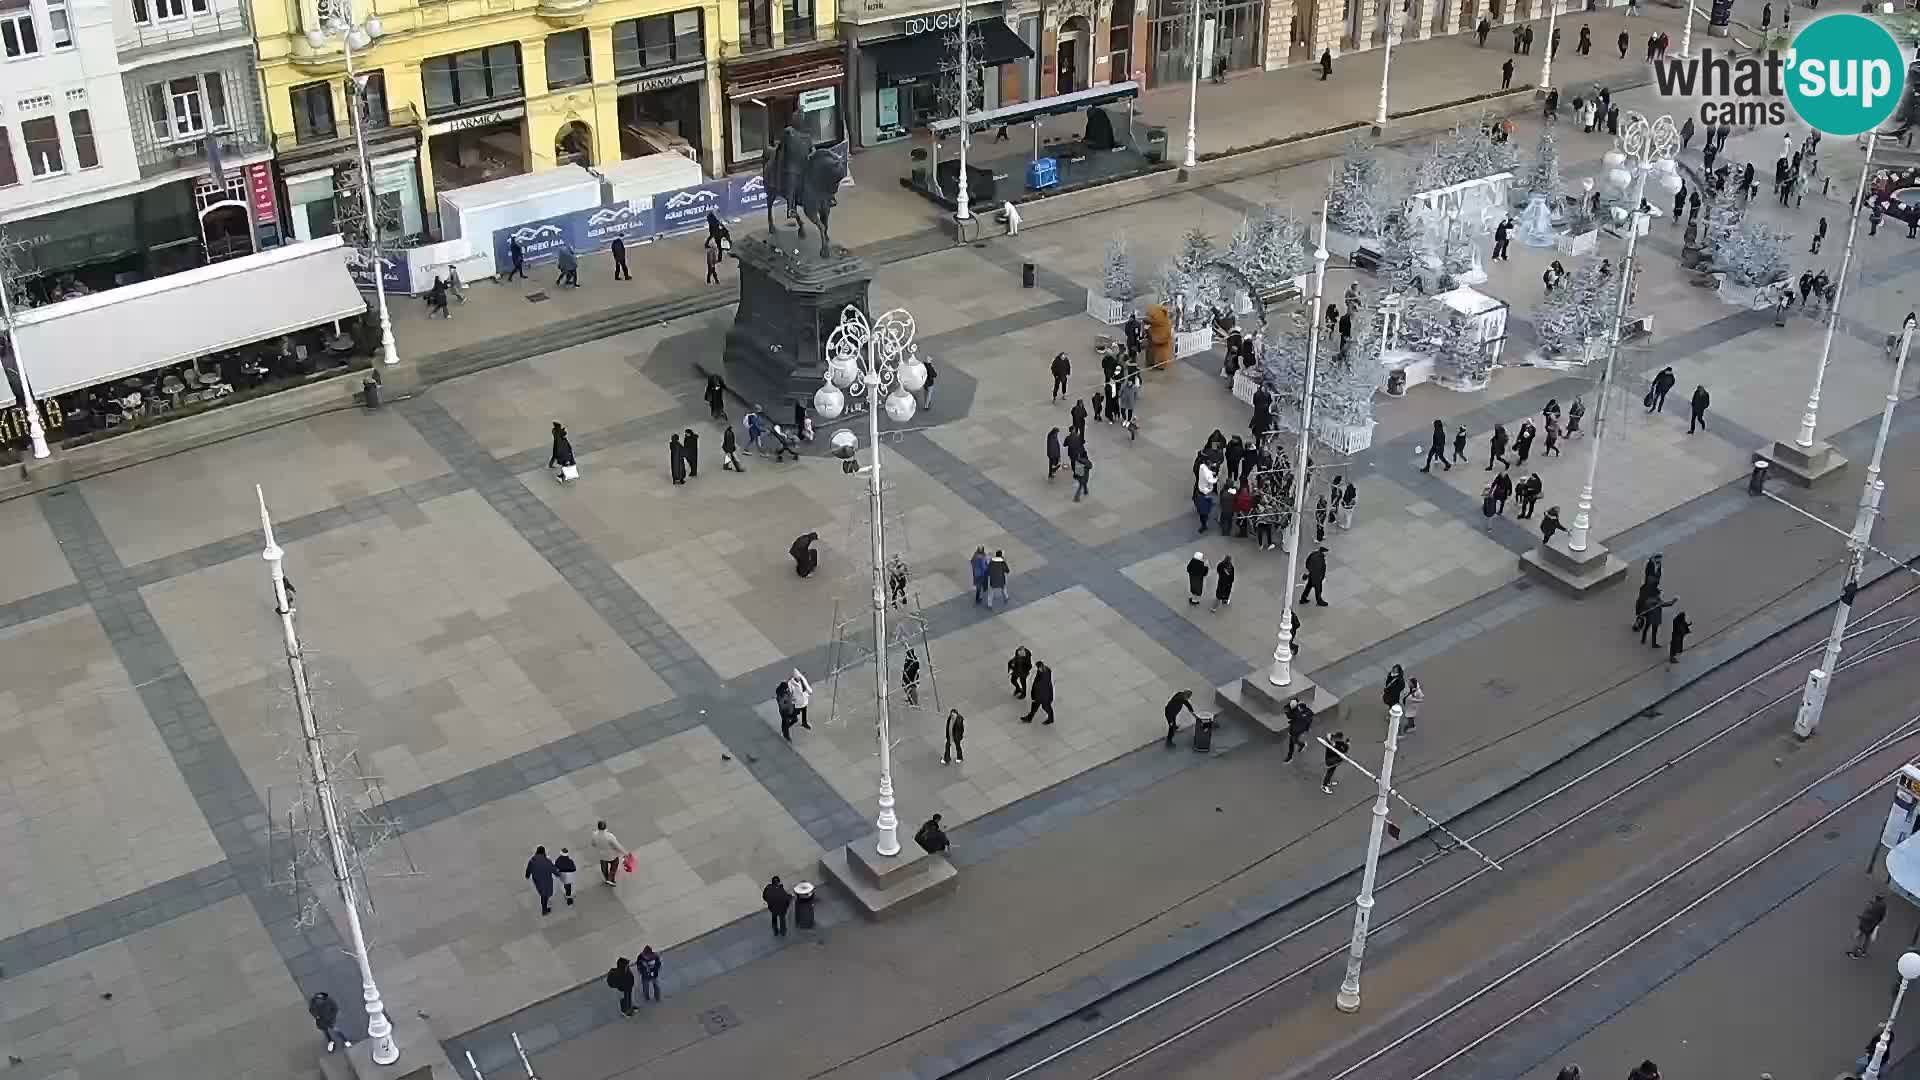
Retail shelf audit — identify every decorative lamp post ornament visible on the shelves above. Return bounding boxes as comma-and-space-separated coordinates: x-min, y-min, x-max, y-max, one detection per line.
308, 0, 399, 367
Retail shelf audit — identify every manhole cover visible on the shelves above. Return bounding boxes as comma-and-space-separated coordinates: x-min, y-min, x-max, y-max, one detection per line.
526, 291, 551, 303
699, 1005, 740, 1035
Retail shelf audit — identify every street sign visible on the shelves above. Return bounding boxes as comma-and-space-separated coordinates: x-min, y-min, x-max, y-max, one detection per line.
1881, 764, 1920, 849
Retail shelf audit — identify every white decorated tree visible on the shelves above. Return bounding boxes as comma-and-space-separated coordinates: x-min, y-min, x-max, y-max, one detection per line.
1329, 134, 1387, 236
1423, 119, 1521, 187
1228, 205, 1309, 293
1716, 219, 1791, 287
1175, 227, 1217, 274
1434, 304, 1494, 388
1702, 183, 1745, 259
1533, 258, 1611, 359
1262, 307, 1383, 449
1377, 211, 1425, 295
1526, 128, 1561, 198
1103, 236, 1135, 301
1440, 222, 1476, 286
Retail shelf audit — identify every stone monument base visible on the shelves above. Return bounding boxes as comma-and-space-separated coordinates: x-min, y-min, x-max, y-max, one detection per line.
1521, 534, 1629, 594
721, 232, 874, 409
820, 833, 956, 918
1765, 437, 1849, 487
316, 1012, 457, 1080
1212, 670, 1344, 734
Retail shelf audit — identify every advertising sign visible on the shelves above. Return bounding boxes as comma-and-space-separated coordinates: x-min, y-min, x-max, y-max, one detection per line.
1883, 765, 1920, 849
347, 247, 411, 294
653, 181, 730, 234
485, 174, 799, 275
728, 173, 768, 218
247, 162, 278, 226
581, 202, 653, 247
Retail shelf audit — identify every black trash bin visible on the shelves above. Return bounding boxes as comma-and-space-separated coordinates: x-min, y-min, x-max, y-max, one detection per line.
1022, 262, 1036, 289
1192, 712, 1216, 753
362, 376, 381, 410
1145, 126, 1169, 164
1749, 458, 1769, 495
793, 881, 816, 930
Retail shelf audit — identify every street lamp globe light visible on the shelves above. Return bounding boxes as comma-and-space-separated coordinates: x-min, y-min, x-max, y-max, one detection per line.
1900, 952, 1920, 980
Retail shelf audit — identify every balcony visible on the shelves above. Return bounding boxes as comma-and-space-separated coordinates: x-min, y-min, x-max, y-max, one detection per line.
117, 6, 252, 64
273, 104, 422, 166
720, 20, 840, 59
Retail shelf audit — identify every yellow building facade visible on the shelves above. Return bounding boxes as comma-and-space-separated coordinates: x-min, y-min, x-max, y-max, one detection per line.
251, 0, 835, 239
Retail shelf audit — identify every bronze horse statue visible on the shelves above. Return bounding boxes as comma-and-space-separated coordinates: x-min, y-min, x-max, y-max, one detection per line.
762, 125, 849, 260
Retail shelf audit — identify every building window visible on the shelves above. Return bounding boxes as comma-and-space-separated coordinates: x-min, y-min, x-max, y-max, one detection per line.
69, 107, 95, 167
738, 0, 771, 49
132, 0, 209, 23
613, 10, 703, 74
783, 0, 814, 43
0, 129, 15, 185
545, 29, 590, 89
357, 69, 388, 127
291, 80, 333, 142
421, 43, 523, 112
45, 0, 69, 48
1, 0, 39, 58
146, 71, 229, 142
21, 115, 60, 175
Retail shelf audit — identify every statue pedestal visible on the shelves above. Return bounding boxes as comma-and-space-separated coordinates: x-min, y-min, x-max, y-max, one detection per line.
722, 233, 874, 408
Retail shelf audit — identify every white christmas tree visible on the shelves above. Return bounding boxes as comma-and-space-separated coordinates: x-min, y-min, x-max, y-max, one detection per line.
1716, 219, 1791, 287
1527, 129, 1561, 198
1702, 183, 1745, 258
1533, 258, 1612, 359
1423, 120, 1521, 187
1434, 305, 1494, 388
1377, 211, 1425, 295
1440, 223, 1476, 285
1175, 227, 1217, 275
1261, 308, 1383, 441
1328, 135, 1386, 236
1103, 236, 1135, 301
1228, 205, 1309, 292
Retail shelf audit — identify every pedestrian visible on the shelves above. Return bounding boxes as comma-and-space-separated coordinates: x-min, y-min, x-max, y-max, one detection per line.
1812, 215, 1828, 254
1477, 15, 1491, 44
721, 425, 744, 472
1320, 48, 1333, 79
1186, 551, 1209, 605
1668, 611, 1691, 662
550, 421, 577, 483
1488, 422, 1510, 470
426, 276, 450, 319
1645, 552, 1663, 592
1045, 427, 1063, 480
1541, 505, 1565, 545
1644, 32, 1657, 60
551, 846, 577, 906
902, 648, 921, 707
1301, 544, 1329, 606
669, 434, 687, 485
786, 668, 813, 730
610, 235, 631, 281
1051, 351, 1071, 401
1195, 461, 1217, 533
1322, 731, 1351, 793
886, 555, 909, 608
965, 545, 988, 604
762, 876, 791, 937
1501, 57, 1514, 90
986, 549, 1010, 607
745, 408, 765, 455
1638, 591, 1677, 646
914, 814, 952, 855
1578, 24, 1591, 53
607, 957, 636, 1016
525, 845, 557, 915
1383, 663, 1406, 709
1517, 473, 1544, 519
1513, 23, 1525, 53
1551, 25, 1561, 57
1761, 1, 1771, 29
1164, 688, 1201, 747
1021, 660, 1056, 724
309, 992, 352, 1053
1071, 451, 1093, 502
1070, 397, 1088, 437
1680, 116, 1695, 149
1118, 376, 1139, 430
1007, 645, 1033, 699
590, 820, 625, 886
556, 243, 580, 288
705, 211, 732, 253
1872, 204, 1884, 237
943, 708, 966, 764
1544, 88, 1559, 121
1543, 414, 1562, 456
507, 236, 528, 281
636, 946, 662, 1002
705, 239, 722, 284
921, 359, 938, 412
1492, 216, 1512, 260
1851, 894, 1889, 957
1647, 366, 1675, 412
1522, 25, 1534, 55
1453, 425, 1469, 463
1212, 555, 1236, 611
704, 374, 728, 421
1424, 419, 1451, 472
1514, 419, 1536, 465
1400, 676, 1424, 734
1688, 385, 1710, 433
1616, 28, 1628, 58
1491, 467, 1513, 515
777, 681, 801, 742
1482, 484, 1500, 530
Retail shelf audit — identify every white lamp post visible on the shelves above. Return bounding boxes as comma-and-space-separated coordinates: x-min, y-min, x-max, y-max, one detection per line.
1678, 0, 1696, 57
1336, 702, 1402, 1012
307, 5, 399, 368
1268, 198, 1331, 687
1861, 951, 1920, 1080
258, 486, 400, 1066
1793, 313, 1914, 739
1567, 113, 1680, 554
1182, 0, 1203, 169
1375, 2, 1398, 129
0, 271, 49, 460
1539, 0, 1558, 92
1792, 133, 1876, 452
812, 305, 926, 857
955, 0, 973, 222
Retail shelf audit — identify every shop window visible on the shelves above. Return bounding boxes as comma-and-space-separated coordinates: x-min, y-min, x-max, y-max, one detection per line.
132, 0, 208, 22
738, 0, 771, 49
291, 81, 334, 142
0, 129, 14, 186
21, 116, 60, 175
69, 107, 95, 167
357, 70, 388, 127
1, 0, 38, 58
545, 29, 591, 89
146, 72, 229, 142
423, 43, 523, 112
783, 0, 813, 43
614, 10, 703, 74
46, 0, 69, 48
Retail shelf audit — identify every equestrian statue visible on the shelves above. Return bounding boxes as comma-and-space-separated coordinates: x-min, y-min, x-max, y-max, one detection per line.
762, 124, 849, 260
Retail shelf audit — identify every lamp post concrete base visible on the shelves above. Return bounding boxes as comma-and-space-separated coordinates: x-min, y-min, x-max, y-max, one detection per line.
1765, 438, 1850, 487
1520, 534, 1629, 595
1212, 671, 1345, 734
318, 1010, 454, 1080
819, 834, 957, 918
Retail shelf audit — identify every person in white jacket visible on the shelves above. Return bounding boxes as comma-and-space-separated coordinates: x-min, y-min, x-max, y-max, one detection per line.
786, 669, 813, 730
589, 820, 625, 886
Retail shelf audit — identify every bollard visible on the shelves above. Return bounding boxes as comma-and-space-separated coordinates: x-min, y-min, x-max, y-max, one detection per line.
1022, 262, 1036, 289
1748, 458, 1769, 495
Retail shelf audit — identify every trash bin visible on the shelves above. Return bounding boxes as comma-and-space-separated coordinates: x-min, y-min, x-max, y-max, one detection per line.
1022, 262, 1037, 289
1192, 712, 1216, 753
793, 881, 816, 929
362, 376, 381, 410
1748, 458, 1769, 495
1145, 126, 1169, 164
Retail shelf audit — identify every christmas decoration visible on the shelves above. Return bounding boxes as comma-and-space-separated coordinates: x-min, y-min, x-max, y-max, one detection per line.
1102, 236, 1135, 301
1261, 306, 1383, 448
1420, 119, 1521, 188
1526, 128, 1561, 198
1175, 227, 1217, 274
1701, 182, 1745, 258
1433, 303, 1494, 389
1228, 205, 1310, 293
1328, 135, 1387, 236
1532, 257, 1611, 359
1376, 211, 1425, 295
1715, 218, 1791, 287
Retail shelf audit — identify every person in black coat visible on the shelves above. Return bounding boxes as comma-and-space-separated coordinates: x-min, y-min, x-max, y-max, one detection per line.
636, 946, 662, 1002
763, 876, 792, 936
550, 422, 576, 482
1490, 468, 1514, 514
1668, 611, 1692, 662
553, 847, 578, 906
1320, 48, 1333, 79
1688, 385, 1710, 433
704, 374, 727, 420
309, 992, 351, 1052
1051, 351, 1072, 401
1008, 646, 1033, 698
1425, 418, 1451, 472
1212, 555, 1236, 612
1164, 689, 1200, 747
611, 235, 631, 281
1251, 384, 1273, 437
790, 532, 819, 578
1301, 545, 1329, 606
1021, 661, 1055, 724
1047, 427, 1063, 479
1540, 505, 1565, 546
525, 845, 557, 915
682, 429, 700, 477
915, 814, 952, 854
507, 236, 527, 281
1488, 423, 1510, 469
1186, 552, 1209, 605
721, 425, 743, 471
1070, 398, 1088, 436
1284, 698, 1314, 761
942, 708, 965, 764
669, 434, 687, 485
1322, 731, 1351, 793
1513, 420, 1536, 465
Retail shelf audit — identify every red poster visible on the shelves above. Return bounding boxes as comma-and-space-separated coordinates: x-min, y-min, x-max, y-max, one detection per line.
248, 162, 277, 225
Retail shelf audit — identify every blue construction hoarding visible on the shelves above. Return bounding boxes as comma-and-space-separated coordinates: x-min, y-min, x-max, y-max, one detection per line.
489, 174, 772, 276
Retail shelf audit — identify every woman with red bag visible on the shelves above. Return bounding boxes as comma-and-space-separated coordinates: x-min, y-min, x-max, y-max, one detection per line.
590, 820, 627, 886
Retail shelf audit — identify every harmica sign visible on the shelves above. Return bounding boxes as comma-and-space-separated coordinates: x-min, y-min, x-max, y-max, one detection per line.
1649, 13, 1905, 136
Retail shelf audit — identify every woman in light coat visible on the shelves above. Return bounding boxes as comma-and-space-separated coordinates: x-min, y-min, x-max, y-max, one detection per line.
1400, 677, 1424, 734
786, 669, 813, 730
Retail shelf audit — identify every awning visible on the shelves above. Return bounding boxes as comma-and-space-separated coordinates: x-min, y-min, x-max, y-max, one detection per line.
930, 80, 1141, 136
866, 19, 1033, 82
12, 235, 365, 398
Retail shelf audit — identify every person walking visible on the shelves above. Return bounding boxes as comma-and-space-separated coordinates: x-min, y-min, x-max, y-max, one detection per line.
1212, 555, 1236, 611
681, 429, 700, 478
590, 820, 625, 886
763, 876, 792, 937
669, 434, 687, 485
1616, 28, 1628, 58
1301, 545, 1329, 606
1482, 483, 1500, 531
943, 708, 966, 764
1637, 591, 1677, 647
1195, 461, 1217, 533
1688, 385, 1710, 433
1850, 894, 1889, 957
1517, 472, 1544, 519
1453, 425, 1469, 463
704, 374, 728, 420
309, 992, 352, 1053
636, 946, 662, 1002
1070, 397, 1088, 437
1477, 15, 1491, 44
1071, 450, 1094, 502
1424, 419, 1451, 471
1522, 25, 1534, 54
1051, 351, 1072, 401
987, 550, 1010, 607
1186, 551, 1209, 605
971, 545, 991, 604
1400, 676, 1424, 734
1550, 24, 1562, 57
1541, 505, 1565, 546
1322, 731, 1351, 793
1578, 23, 1591, 54
507, 237, 528, 281
1021, 661, 1056, 724
1668, 611, 1692, 662
525, 845, 557, 916
1319, 48, 1333, 79
1812, 215, 1828, 254
1513, 419, 1536, 465
1008, 645, 1033, 698
1283, 696, 1315, 761
611, 235, 632, 281
1491, 467, 1514, 515
1647, 366, 1676, 412
1567, 396, 1585, 437
1543, 414, 1562, 456
1165, 689, 1201, 747
1488, 422, 1510, 470
721, 425, 744, 472
1046, 427, 1063, 479
705, 239, 722, 284
777, 681, 801, 742
550, 422, 577, 484
553, 847, 577, 906
787, 668, 813, 730
556, 243, 580, 288
607, 956, 637, 1016
1501, 57, 1515, 90
1493, 216, 1512, 260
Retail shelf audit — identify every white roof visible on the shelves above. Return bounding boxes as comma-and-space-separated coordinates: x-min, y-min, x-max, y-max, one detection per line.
436, 165, 603, 215
1435, 285, 1504, 317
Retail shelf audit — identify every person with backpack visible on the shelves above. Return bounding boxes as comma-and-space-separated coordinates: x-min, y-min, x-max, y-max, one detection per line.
606, 956, 637, 1016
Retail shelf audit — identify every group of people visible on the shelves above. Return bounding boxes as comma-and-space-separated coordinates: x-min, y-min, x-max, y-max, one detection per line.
1632, 553, 1691, 661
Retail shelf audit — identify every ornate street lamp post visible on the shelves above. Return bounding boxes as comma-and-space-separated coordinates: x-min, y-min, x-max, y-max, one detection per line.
307, 2, 399, 368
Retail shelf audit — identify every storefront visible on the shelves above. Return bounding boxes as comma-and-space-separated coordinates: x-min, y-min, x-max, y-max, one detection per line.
720, 46, 845, 170
616, 66, 709, 164
8, 181, 203, 297
847, 6, 1033, 148
422, 42, 532, 193
283, 150, 428, 246
1146, 0, 1264, 88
